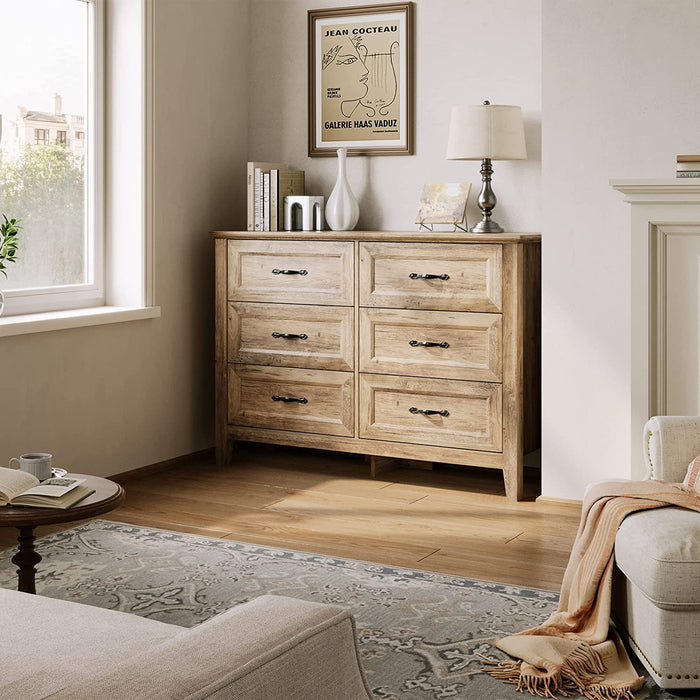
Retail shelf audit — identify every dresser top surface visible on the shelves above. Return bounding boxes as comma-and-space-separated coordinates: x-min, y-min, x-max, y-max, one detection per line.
211, 230, 541, 243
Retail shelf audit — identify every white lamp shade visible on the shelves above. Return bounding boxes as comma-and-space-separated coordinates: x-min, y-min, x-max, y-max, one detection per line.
446, 104, 527, 161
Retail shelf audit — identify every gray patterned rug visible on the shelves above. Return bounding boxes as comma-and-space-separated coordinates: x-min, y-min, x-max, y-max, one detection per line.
0, 520, 675, 700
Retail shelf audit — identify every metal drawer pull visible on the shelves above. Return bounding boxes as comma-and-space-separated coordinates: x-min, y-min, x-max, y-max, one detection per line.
409, 407, 449, 417
408, 273, 449, 280
409, 340, 450, 348
271, 332, 308, 340
272, 268, 308, 276
272, 395, 308, 404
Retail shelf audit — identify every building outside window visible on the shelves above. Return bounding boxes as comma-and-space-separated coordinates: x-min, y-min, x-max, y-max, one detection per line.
0, 0, 102, 315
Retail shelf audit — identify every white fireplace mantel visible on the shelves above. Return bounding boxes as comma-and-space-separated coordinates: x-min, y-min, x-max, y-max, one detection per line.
611, 179, 700, 475
611, 179, 700, 204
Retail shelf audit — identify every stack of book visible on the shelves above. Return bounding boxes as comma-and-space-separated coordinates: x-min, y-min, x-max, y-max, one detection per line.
247, 162, 305, 231
676, 155, 700, 178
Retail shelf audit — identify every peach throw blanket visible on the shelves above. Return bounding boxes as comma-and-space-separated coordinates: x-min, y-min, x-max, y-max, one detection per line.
484, 480, 700, 699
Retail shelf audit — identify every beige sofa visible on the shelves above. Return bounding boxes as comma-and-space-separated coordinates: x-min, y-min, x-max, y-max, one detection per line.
0, 588, 371, 699
611, 416, 700, 690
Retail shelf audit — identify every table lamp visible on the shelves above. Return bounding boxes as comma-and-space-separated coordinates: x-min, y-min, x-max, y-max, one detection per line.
446, 101, 526, 233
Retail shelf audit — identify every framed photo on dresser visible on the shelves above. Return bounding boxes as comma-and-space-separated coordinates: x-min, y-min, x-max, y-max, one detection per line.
308, 2, 414, 157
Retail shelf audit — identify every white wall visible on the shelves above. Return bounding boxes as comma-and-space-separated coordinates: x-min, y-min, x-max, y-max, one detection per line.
247, 0, 542, 234
0, 0, 249, 476
541, 0, 700, 498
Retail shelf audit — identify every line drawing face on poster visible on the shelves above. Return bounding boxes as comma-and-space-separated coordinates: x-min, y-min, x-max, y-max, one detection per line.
309, 3, 414, 156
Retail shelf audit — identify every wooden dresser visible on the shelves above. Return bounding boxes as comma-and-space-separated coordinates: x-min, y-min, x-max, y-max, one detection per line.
212, 230, 540, 500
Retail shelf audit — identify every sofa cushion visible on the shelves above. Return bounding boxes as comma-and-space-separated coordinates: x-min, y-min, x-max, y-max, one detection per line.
615, 507, 700, 609
0, 588, 181, 699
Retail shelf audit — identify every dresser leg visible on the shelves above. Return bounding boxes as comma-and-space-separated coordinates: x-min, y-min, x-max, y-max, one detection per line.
503, 454, 523, 501
216, 436, 235, 466
370, 456, 401, 478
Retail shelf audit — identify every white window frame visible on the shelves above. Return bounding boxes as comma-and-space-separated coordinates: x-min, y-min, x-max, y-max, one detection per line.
2, 0, 104, 317
0, 0, 159, 336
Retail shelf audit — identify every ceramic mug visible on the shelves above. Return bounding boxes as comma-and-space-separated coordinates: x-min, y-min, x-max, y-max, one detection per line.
9, 453, 53, 481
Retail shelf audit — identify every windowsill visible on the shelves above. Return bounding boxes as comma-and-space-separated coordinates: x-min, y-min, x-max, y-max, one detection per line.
0, 305, 161, 338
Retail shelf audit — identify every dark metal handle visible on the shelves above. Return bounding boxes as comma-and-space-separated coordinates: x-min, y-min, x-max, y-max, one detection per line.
272, 395, 308, 404
409, 273, 449, 280
271, 332, 308, 340
409, 340, 450, 348
409, 407, 449, 417
272, 268, 308, 276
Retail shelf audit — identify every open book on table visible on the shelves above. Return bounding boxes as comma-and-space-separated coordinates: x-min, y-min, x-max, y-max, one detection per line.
0, 467, 95, 509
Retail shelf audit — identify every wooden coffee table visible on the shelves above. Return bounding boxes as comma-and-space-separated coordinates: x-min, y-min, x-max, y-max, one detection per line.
0, 474, 125, 594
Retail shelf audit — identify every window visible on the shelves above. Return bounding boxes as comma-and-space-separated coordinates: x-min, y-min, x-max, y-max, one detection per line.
0, 0, 103, 315
75, 131, 84, 140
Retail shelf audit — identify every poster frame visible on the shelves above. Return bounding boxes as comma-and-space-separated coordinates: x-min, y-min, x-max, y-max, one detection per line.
308, 2, 414, 157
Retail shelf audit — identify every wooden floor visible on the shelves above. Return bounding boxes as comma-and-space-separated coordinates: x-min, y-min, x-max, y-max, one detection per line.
0, 445, 581, 591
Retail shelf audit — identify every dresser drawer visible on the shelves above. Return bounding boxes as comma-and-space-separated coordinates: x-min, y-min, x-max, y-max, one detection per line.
359, 242, 502, 312
359, 308, 501, 381
228, 240, 354, 305
359, 374, 502, 451
228, 366, 354, 437
229, 303, 354, 371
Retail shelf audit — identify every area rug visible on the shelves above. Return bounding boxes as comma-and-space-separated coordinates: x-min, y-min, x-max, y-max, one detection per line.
0, 520, 674, 700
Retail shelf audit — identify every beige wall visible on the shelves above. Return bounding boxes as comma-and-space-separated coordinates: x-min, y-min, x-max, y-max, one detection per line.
247, 0, 542, 234
14, 0, 692, 500
0, 0, 249, 476
1, 0, 542, 476
541, 0, 700, 498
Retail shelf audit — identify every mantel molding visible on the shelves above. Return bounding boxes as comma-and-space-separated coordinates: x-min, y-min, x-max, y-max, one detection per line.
615, 178, 700, 479
610, 179, 700, 204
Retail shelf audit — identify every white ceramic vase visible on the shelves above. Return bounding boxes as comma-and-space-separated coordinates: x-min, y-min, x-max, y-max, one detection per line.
0, 289, 4, 317
325, 148, 359, 231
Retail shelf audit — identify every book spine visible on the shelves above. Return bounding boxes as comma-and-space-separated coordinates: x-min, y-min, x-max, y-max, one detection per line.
254, 168, 262, 231
263, 172, 270, 231
676, 170, 700, 178
677, 155, 700, 163
676, 162, 700, 171
270, 169, 279, 232
246, 162, 255, 231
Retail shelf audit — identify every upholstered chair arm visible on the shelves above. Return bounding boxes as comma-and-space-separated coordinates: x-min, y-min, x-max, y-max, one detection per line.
48, 595, 371, 700
644, 416, 700, 482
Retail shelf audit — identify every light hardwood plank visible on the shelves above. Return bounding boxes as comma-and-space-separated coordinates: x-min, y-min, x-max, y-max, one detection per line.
0, 446, 579, 592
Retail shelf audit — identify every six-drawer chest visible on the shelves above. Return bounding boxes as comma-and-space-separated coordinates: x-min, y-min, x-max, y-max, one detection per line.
212, 230, 541, 501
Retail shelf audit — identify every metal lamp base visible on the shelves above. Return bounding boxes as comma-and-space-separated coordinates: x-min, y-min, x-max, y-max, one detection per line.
470, 157, 505, 234
470, 218, 504, 234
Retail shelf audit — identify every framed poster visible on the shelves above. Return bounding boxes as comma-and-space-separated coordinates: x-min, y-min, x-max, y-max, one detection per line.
308, 2, 414, 157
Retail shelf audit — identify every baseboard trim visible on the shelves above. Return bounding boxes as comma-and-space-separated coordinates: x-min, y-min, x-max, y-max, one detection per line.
536, 495, 582, 507
112, 448, 214, 484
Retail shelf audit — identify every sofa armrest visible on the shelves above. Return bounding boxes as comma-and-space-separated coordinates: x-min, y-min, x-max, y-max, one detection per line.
47, 595, 371, 700
644, 416, 700, 482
